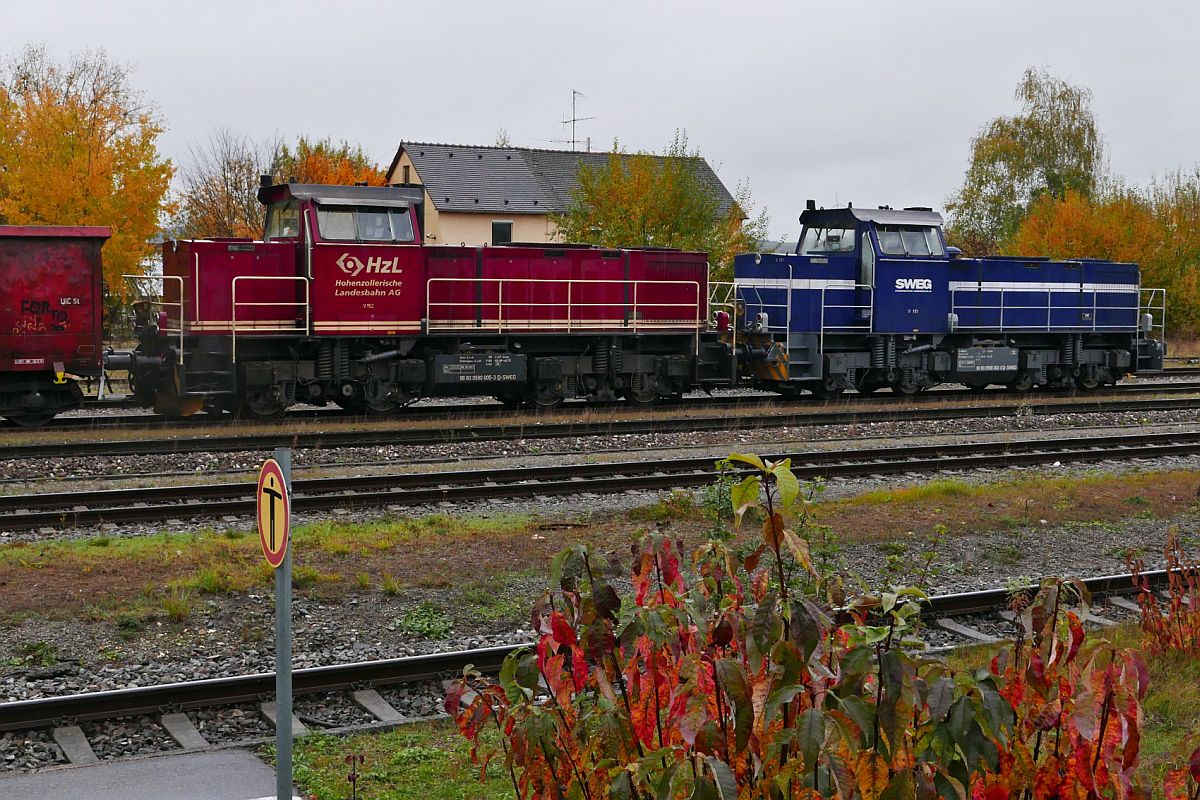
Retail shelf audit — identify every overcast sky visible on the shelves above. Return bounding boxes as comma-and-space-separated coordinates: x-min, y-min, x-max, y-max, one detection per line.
3, 1, 1198, 239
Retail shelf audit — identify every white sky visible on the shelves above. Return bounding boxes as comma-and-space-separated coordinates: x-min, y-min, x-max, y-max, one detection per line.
4, 0, 1198, 239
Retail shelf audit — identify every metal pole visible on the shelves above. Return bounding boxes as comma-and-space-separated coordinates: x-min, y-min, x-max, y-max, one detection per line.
274, 446, 293, 800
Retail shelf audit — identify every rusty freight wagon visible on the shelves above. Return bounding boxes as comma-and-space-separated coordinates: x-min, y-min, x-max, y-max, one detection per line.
0, 226, 108, 425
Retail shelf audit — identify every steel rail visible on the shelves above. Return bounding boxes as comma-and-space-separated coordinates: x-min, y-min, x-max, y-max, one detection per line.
39, 377, 1200, 432
0, 569, 1171, 732
5, 428, 1200, 530
4, 393, 1200, 463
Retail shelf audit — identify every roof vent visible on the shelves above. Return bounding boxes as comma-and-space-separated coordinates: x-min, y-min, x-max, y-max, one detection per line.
448, 152, 454, 158
903, 206, 934, 212
473, 198, 479, 204
477, 153, 483, 159
533, 200, 538, 206
506, 155, 512, 160
805, 199, 816, 211
419, 151, 425, 156
444, 197, 450, 204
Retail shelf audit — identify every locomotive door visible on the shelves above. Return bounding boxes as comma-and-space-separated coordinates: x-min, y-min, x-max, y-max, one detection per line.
858, 227, 875, 328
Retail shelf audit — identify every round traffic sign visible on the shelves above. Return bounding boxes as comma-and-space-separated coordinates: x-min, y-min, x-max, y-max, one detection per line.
257, 458, 290, 568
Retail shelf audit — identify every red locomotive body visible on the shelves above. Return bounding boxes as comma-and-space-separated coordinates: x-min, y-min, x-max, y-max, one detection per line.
0, 225, 107, 425
127, 182, 718, 416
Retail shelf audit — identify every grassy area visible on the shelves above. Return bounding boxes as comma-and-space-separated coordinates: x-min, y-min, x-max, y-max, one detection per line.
4, 467, 1200, 629
821, 469, 1200, 542
275, 720, 512, 800
0, 513, 535, 621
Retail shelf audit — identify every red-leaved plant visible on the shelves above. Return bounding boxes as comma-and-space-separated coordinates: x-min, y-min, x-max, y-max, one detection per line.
446, 454, 1156, 799
1130, 528, 1200, 656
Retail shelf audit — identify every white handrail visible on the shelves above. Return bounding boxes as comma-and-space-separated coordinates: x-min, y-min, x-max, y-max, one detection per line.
425, 277, 703, 333
950, 287, 1142, 332
123, 274, 185, 366
231, 276, 310, 363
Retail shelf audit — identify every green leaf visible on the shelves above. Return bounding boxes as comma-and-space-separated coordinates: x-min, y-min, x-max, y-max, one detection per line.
763, 685, 803, 725
771, 461, 800, 509
704, 757, 739, 800
730, 475, 760, 524
726, 452, 767, 471
796, 707, 826, 769
926, 675, 955, 721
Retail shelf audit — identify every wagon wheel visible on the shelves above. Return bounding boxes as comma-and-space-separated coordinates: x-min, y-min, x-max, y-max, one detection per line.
964, 382, 990, 392
4, 413, 56, 428
891, 380, 922, 396
1074, 372, 1101, 391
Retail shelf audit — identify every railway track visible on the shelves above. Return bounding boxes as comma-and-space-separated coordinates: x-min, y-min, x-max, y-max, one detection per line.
4, 390, 1200, 463
36, 375, 1200, 431
0, 568, 1169, 742
6, 427, 1200, 531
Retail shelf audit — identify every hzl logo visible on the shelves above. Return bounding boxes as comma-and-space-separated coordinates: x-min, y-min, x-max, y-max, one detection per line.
337, 253, 402, 277
894, 278, 933, 292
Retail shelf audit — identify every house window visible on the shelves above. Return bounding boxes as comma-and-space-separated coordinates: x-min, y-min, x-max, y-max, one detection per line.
402, 165, 410, 183
492, 220, 513, 245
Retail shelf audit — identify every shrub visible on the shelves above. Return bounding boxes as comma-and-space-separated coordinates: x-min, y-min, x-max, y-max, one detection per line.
448, 453, 1160, 799
1131, 528, 1200, 655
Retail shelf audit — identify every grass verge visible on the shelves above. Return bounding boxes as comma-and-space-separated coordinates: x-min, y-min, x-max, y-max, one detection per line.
275, 719, 512, 800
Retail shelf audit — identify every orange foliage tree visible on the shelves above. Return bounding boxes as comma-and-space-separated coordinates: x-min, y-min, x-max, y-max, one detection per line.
273, 136, 385, 186
175, 134, 386, 239
1007, 179, 1200, 335
0, 45, 174, 304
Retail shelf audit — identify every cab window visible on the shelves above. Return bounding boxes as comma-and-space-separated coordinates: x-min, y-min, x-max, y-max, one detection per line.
876, 225, 945, 257
798, 226, 856, 255
264, 200, 300, 240
316, 205, 416, 242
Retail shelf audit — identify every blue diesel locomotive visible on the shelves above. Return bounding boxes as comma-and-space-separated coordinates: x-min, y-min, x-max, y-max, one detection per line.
733, 203, 1165, 397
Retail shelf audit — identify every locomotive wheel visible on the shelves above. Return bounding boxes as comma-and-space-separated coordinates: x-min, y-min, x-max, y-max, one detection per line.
529, 385, 564, 409
624, 389, 659, 406
238, 397, 289, 419
1006, 373, 1035, 392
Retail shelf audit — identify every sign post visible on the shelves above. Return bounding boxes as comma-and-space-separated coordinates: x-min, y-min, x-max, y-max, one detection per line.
258, 448, 292, 800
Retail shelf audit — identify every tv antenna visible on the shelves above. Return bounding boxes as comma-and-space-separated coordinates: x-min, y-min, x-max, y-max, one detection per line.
559, 89, 596, 151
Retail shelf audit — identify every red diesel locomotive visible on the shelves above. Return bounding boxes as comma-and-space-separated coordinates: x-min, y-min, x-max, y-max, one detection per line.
0, 225, 108, 425
113, 180, 730, 417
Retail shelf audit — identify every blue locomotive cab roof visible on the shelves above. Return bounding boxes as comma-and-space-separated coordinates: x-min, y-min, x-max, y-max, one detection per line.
798, 206, 944, 229
797, 206, 946, 258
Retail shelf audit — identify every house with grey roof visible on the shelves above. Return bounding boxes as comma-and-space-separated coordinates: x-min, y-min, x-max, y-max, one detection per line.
385, 142, 736, 247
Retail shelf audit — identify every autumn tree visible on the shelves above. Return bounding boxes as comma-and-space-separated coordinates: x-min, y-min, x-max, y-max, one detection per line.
553, 132, 768, 278
0, 45, 173, 306
1010, 172, 1200, 334
273, 136, 385, 186
173, 129, 276, 239
946, 67, 1105, 254
174, 134, 386, 238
